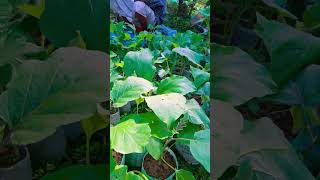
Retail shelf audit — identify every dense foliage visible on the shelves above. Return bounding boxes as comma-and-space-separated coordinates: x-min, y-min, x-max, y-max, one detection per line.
109, 16, 210, 179
213, 0, 320, 179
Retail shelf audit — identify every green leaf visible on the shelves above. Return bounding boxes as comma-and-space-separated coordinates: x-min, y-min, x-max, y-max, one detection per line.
212, 100, 243, 179
146, 137, 164, 160
0, 47, 107, 144
303, 3, 320, 33
256, 14, 320, 86
173, 47, 203, 67
145, 93, 186, 128
239, 118, 315, 180
290, 106, 320, 131
120, 112, 173, 139
110, 150, 116, 173
190, 129, 210, 173
175, 169, 195, 180
41, 165, 106, 180
123, 48, 156, 81
268, 65, 320, 106
39, 0, 107, 51
110, 119, 151, 154
0, 0, 13, 30
111, 76, 154, 108
156, 75, 196, 95
18, 0, 45, 19
261, 0, 296, 19
190, 66, 209, 88
233, 160, 257, 180
81, 113, 108, 141
196, 82, 210, 97
213, 44, 276, 106
184, 99, 210, 128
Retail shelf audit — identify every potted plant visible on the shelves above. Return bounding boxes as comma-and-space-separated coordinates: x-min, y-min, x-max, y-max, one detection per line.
0, 47, 107, 178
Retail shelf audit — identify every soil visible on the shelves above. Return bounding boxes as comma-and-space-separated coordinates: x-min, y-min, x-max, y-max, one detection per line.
112, 150, 123, 165
143, 150, 176, 180
0, 145, 25, 168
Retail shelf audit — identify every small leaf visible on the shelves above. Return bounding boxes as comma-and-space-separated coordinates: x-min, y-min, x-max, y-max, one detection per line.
146, 137, 164, 160
175, 169, 195, 180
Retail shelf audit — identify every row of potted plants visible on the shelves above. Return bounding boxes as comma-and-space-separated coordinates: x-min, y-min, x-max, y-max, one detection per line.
109, 21, 210, 179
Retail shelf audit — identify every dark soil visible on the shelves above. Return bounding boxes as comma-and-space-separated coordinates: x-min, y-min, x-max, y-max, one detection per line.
0, 145, 25, 168
112, 150, 123, 165
143, 150, 176, 180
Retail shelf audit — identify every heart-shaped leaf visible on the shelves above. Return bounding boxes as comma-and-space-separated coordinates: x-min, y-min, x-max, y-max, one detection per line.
39, 0, 107, 51
0, 47, 107, 144
156, 75, 196, 95
110, 119, 151, 154
145, 93, 186, 128
213, 44, 276, 106
123, 48, 156, 81
111, 76, 154, 108
190, 129, 210, 172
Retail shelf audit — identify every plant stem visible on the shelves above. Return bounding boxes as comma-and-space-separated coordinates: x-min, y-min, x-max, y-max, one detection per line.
86, 137, 90, 165
161, 156, 176, 171
133, 170, 148, 180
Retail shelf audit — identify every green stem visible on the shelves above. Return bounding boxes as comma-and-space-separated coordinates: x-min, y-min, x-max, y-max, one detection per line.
161, 156, 176, 171
41, 33, 45, 48
86, 137, 90, 165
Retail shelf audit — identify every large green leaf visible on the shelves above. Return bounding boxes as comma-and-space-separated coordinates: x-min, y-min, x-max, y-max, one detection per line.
156, 75, 196, 95
238, 118, 315, 180
212, 100, 242, 179
213, 44, 276, 106
119, 112, 173, 139
303, 3, 320, 33
269, 65, 320, 106
190, 66, 210, 88
184, 99, 210, 128
145, 93, 186, 128
213, 101, 315, 179
123, 48, 156, 81
110, 119, 151, 154
190, 129, 210, 172
173, 47, 203, 67
111, 76, 154, 108
267, 65, 320, 130
260, 0, 296, 19
39, 0, 107, 51
0, 47, 107, 144
256, 14, 320, 86
41, 165, 107, 180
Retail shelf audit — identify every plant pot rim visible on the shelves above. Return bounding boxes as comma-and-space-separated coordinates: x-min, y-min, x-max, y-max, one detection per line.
141, 148, 178, 180
0, 146, 29, 170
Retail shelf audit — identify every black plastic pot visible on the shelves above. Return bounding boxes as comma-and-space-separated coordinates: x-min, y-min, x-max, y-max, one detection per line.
110, 108, 120, 125
175, 144, 199, 165
119, 103, 131, 114
27, 127, 66, 164
0, 147, 32, 180
125, 152, 145, 168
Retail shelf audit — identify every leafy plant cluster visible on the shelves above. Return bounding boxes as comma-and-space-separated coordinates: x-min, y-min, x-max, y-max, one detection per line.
213, 0, 320, 179
110, 21, 210, 179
